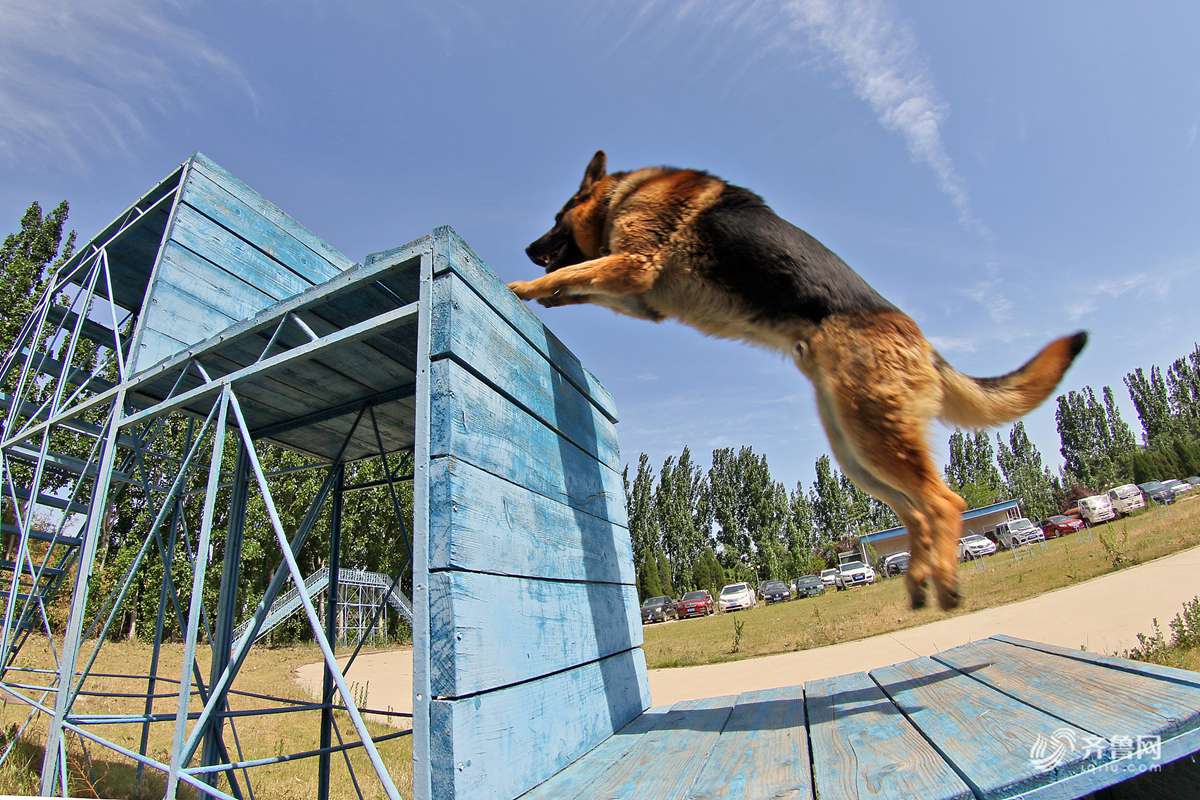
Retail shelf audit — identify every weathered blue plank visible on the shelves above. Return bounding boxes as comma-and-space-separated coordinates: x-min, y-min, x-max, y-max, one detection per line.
429, 571, 641, 698
870, 656, 1104, 799
992, 634, 1200, 689
139, 281, 242, 358
154, 240, 276, 322
428, 456, 634, 583
805, 671, 970, 800
429, 359, 626, 525
576, 695, 736, 799
189, 153, 352, 273
430, 273, 622, 469
687, 686, 811, 800
429, 648, 650, 800
935, 638, 1200, 744
520, 708, 673, 799
169, 203, 314, 300
135, 328, 190, 372
430, 226, 619, 423
180, 167, 341, 286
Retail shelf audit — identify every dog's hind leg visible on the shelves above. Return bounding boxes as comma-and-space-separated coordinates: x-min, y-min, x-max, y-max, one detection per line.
813, 387, 936, 608
804, 313, 967, 610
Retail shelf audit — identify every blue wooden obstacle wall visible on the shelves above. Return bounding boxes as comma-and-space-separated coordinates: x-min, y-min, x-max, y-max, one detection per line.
132, 152, 354, 372
402, 229, 651, 800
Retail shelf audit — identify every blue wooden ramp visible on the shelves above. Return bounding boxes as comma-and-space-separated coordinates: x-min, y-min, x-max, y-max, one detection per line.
512, 635, 1200, 799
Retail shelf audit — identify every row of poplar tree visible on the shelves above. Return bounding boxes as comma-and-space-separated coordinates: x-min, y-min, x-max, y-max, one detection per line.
628, 356, 1200, 602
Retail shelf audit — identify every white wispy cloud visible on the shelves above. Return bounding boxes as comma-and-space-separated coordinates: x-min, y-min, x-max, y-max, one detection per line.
655, 0, 983, 235
779, 0, 985, 235
928, 335, 977, 354
0, 0, 255, 167
962, 277, 1015, 325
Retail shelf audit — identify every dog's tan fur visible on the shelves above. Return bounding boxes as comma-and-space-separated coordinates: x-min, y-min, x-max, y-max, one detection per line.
511, 152, 1085, 609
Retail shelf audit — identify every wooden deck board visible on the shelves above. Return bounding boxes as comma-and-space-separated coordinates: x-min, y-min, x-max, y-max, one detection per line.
577, 695, 737, 799
806, 671, 971, 800
870, 655, 1105, 799
687, 686, 811, 800
934, 637, 1200, 743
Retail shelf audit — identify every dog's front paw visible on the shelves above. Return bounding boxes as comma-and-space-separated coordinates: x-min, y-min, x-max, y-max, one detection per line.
508, 280, 538, 300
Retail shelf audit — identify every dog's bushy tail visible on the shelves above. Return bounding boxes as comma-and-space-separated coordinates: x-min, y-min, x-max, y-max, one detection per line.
936, 332, 1088, 428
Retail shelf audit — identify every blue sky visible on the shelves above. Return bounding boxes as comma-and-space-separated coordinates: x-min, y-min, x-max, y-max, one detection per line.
2, 1, 1197, 492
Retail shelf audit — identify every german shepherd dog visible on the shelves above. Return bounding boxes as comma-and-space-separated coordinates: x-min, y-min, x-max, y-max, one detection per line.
510, 152, 1085, 610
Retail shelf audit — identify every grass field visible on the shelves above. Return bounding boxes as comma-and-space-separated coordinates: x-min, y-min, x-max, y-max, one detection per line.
0, 639, 411, 799
643, 498, 1200, 669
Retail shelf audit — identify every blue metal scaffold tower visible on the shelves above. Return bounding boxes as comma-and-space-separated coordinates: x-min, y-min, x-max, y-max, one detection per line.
0, 154, 426, 798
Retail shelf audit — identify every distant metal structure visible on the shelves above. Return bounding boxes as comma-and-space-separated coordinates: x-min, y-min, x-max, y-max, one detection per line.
231, 566, 413, 647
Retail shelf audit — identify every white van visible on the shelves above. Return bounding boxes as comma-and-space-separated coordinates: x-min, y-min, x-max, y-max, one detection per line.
1107, 484, 1145, 515
1079, 494, 1116, 525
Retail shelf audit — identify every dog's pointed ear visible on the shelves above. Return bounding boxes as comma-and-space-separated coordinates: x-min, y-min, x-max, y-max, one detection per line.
580, 150, 607, 191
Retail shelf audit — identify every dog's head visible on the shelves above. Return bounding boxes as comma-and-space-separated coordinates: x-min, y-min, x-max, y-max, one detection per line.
526, 150, 609, 272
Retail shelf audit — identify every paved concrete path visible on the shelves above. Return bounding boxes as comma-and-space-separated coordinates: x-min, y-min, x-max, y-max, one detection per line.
293, 544, 1200, 720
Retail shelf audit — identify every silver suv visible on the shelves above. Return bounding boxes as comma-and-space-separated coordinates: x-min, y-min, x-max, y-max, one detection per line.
993, 517, 1045, 549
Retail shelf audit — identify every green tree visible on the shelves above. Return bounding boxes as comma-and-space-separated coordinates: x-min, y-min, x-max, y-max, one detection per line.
637, 548, 663, 600
1125, 366, 1173, 444
810, 454, 852, 544
626, 453, 658, 566
655, 447, 711, 591
1055, 387, 1125, 490
1166, 347, 1200, 436
996, 422, 1058, 521
944, 430, 1004, 507
708, 447, 750, 571
0, 200, 75, 372
654, 549, 675, 597
693, 548, 726, 596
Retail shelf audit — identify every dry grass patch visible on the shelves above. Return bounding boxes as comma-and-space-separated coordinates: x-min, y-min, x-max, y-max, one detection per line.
644, 499, 1200, 668
0, 639, 411, 799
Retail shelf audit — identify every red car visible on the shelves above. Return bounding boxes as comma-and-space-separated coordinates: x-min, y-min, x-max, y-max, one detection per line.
676, 590, 715, 619
1041, 514, 1085, 538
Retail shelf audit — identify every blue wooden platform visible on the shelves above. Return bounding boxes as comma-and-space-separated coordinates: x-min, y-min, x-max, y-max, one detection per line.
515, 635, 1200, 799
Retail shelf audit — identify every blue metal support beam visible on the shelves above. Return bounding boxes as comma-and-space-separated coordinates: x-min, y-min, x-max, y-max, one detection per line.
317, 462, 345, 800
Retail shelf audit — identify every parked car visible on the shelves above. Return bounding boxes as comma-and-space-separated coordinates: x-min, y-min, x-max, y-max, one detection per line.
760, 580, 793, 604
1078, 495, 1116, 525
880, 552, 910, 577
1138, 481, 1177, 505
1188, 476, 1200, 487
1106, 484, 1146, 515
993, 517, 1046, 549
792, 575, 825, 598
718, 582, 757, 612
1040, 514, 1085, 538
819, 568, 839, 587
675, 590, 714, 619
1163, 479, 1195, 496
641, 595, 677, 624
834, 560, 876, 590
958, 533, 997, 560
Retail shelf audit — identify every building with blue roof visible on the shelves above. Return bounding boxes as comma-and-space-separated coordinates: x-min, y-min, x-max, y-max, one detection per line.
857, 498, 1023, 564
